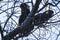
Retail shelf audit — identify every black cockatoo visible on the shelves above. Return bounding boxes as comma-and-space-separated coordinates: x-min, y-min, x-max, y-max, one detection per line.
18, 3, 30, 26
34, 10, 54, 25
18, 3, 34, 37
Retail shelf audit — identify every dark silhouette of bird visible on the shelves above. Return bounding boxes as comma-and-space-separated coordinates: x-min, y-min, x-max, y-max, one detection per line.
18, 3, 30, 26
18, 3, 34, 37
34, 10, 54, 26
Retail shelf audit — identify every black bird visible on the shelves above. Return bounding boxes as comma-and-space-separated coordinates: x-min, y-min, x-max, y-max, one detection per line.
34, 10, 54, 25
18, 3, 34, 37
18, 3, 30, 26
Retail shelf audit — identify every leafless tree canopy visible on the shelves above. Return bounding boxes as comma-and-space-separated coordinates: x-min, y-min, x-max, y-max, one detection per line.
0, 0, 60, 40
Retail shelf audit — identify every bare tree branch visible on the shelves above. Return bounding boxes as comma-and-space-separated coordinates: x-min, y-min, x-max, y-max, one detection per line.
0, 23, 4, 40
3, 0, 42, 40
37, 1, 60, 13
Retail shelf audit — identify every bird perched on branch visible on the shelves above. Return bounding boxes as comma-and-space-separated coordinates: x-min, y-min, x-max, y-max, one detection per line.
18, 3, 54, 37
34, 10, 54, 26
18, 3, 34, 37
18, 3, 30, 26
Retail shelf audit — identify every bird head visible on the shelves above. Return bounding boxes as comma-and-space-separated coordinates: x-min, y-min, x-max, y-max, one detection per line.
45, 10, 54, 18
20, 3, 29, 10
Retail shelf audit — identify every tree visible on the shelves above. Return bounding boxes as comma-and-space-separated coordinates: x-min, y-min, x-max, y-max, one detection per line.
0, 0, 60, 40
